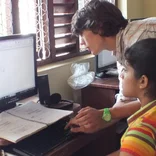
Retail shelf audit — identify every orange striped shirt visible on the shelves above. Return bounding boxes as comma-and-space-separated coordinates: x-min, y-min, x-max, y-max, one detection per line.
121, 100, 156, 156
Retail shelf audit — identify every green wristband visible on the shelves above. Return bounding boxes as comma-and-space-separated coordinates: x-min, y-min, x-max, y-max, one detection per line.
102, 108, 111, 122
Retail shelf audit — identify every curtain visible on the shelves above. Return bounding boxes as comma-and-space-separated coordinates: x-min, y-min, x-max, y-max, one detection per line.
18, 0, 50, 60
35, 0, 50, 60
0, 0, 12, 36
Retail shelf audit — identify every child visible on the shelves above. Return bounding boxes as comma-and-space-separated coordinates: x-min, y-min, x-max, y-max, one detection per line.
109, 38, 156, 155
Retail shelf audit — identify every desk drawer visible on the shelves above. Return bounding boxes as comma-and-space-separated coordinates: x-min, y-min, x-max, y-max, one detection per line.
81, 86, 118, 109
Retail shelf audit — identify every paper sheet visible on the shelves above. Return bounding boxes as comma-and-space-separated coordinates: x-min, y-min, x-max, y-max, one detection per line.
6, 101, 73, 125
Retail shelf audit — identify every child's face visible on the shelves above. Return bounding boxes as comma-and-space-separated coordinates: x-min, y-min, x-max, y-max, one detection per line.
120, 61, 140, 98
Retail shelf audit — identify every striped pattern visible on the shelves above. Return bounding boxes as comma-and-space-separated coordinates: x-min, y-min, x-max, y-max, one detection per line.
120, 101, 156, 156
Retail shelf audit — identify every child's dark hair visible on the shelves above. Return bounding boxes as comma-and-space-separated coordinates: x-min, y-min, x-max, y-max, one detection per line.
125, 38, 156, 98
71, 0, 128, 37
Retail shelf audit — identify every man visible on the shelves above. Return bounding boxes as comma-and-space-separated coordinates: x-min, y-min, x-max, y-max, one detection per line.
65, 0, 156, 133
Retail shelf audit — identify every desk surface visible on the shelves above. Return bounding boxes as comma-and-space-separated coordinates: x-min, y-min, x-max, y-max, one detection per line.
80, 77, 121, 155
5, 78, 119, 156
91, 77, 119, 90
48, 78, 119, 156
46, 124, 117, 156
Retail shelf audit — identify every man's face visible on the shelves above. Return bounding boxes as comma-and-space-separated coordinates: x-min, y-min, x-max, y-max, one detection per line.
81, 30, 107, 55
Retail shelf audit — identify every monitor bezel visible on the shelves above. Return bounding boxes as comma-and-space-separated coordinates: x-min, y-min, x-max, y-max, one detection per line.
0, 34, 37, 111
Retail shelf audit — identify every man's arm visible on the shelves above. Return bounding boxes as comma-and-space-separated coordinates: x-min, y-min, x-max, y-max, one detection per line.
65, 100, 141, 133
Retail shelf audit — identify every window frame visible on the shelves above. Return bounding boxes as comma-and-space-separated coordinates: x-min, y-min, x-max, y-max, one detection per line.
10, 0, 90, 67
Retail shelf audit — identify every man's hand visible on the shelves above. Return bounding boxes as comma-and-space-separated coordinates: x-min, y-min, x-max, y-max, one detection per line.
0, 138, 11, 146
65, 106, 111, 133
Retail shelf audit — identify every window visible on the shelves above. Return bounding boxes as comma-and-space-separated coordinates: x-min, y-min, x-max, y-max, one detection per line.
0, 0, 89, 66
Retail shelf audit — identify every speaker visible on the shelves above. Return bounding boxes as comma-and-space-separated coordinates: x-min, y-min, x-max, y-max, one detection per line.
37, 75, 73, 110
37, 74, 50, 105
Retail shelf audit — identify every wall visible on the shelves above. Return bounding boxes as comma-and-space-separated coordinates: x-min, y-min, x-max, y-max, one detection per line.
127, 0, 143, 19
38, 55, 95, 103
117, 0, 127, 18
143, 0, 156, 17
118, 0, 156, 19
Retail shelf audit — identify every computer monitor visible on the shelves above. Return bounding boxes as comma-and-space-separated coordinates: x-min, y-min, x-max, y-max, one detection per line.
0, 34, 37, 111
95, 50, 117, 78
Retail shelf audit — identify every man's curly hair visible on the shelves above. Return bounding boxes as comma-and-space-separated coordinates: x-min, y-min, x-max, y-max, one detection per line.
71, 0, 128, 37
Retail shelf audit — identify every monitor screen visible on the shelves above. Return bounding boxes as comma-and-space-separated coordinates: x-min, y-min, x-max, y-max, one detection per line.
0, 34, 37, 111
95, 50, 117, 77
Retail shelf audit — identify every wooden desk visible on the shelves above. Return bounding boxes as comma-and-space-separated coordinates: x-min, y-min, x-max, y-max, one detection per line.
5, 123, 118, 156
46, 77, 119, 156
46, 125, 116, 156
78, 77, 120, 155
48, 78, 120, 156
81, 77, 119, 108
5, 126, 118, 156
46, 80, 119, 156
5, 78, 120, 156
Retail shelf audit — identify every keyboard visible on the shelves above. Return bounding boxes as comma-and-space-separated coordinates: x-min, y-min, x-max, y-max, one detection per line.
11, 119, 75, 156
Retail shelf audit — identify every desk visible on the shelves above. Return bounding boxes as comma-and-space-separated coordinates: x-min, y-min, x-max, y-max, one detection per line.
47, 77, 119, 156
80, 77, 120, 155
46, 125, 116, 156
81, 77, 119, 108
4, 78, 120, 156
